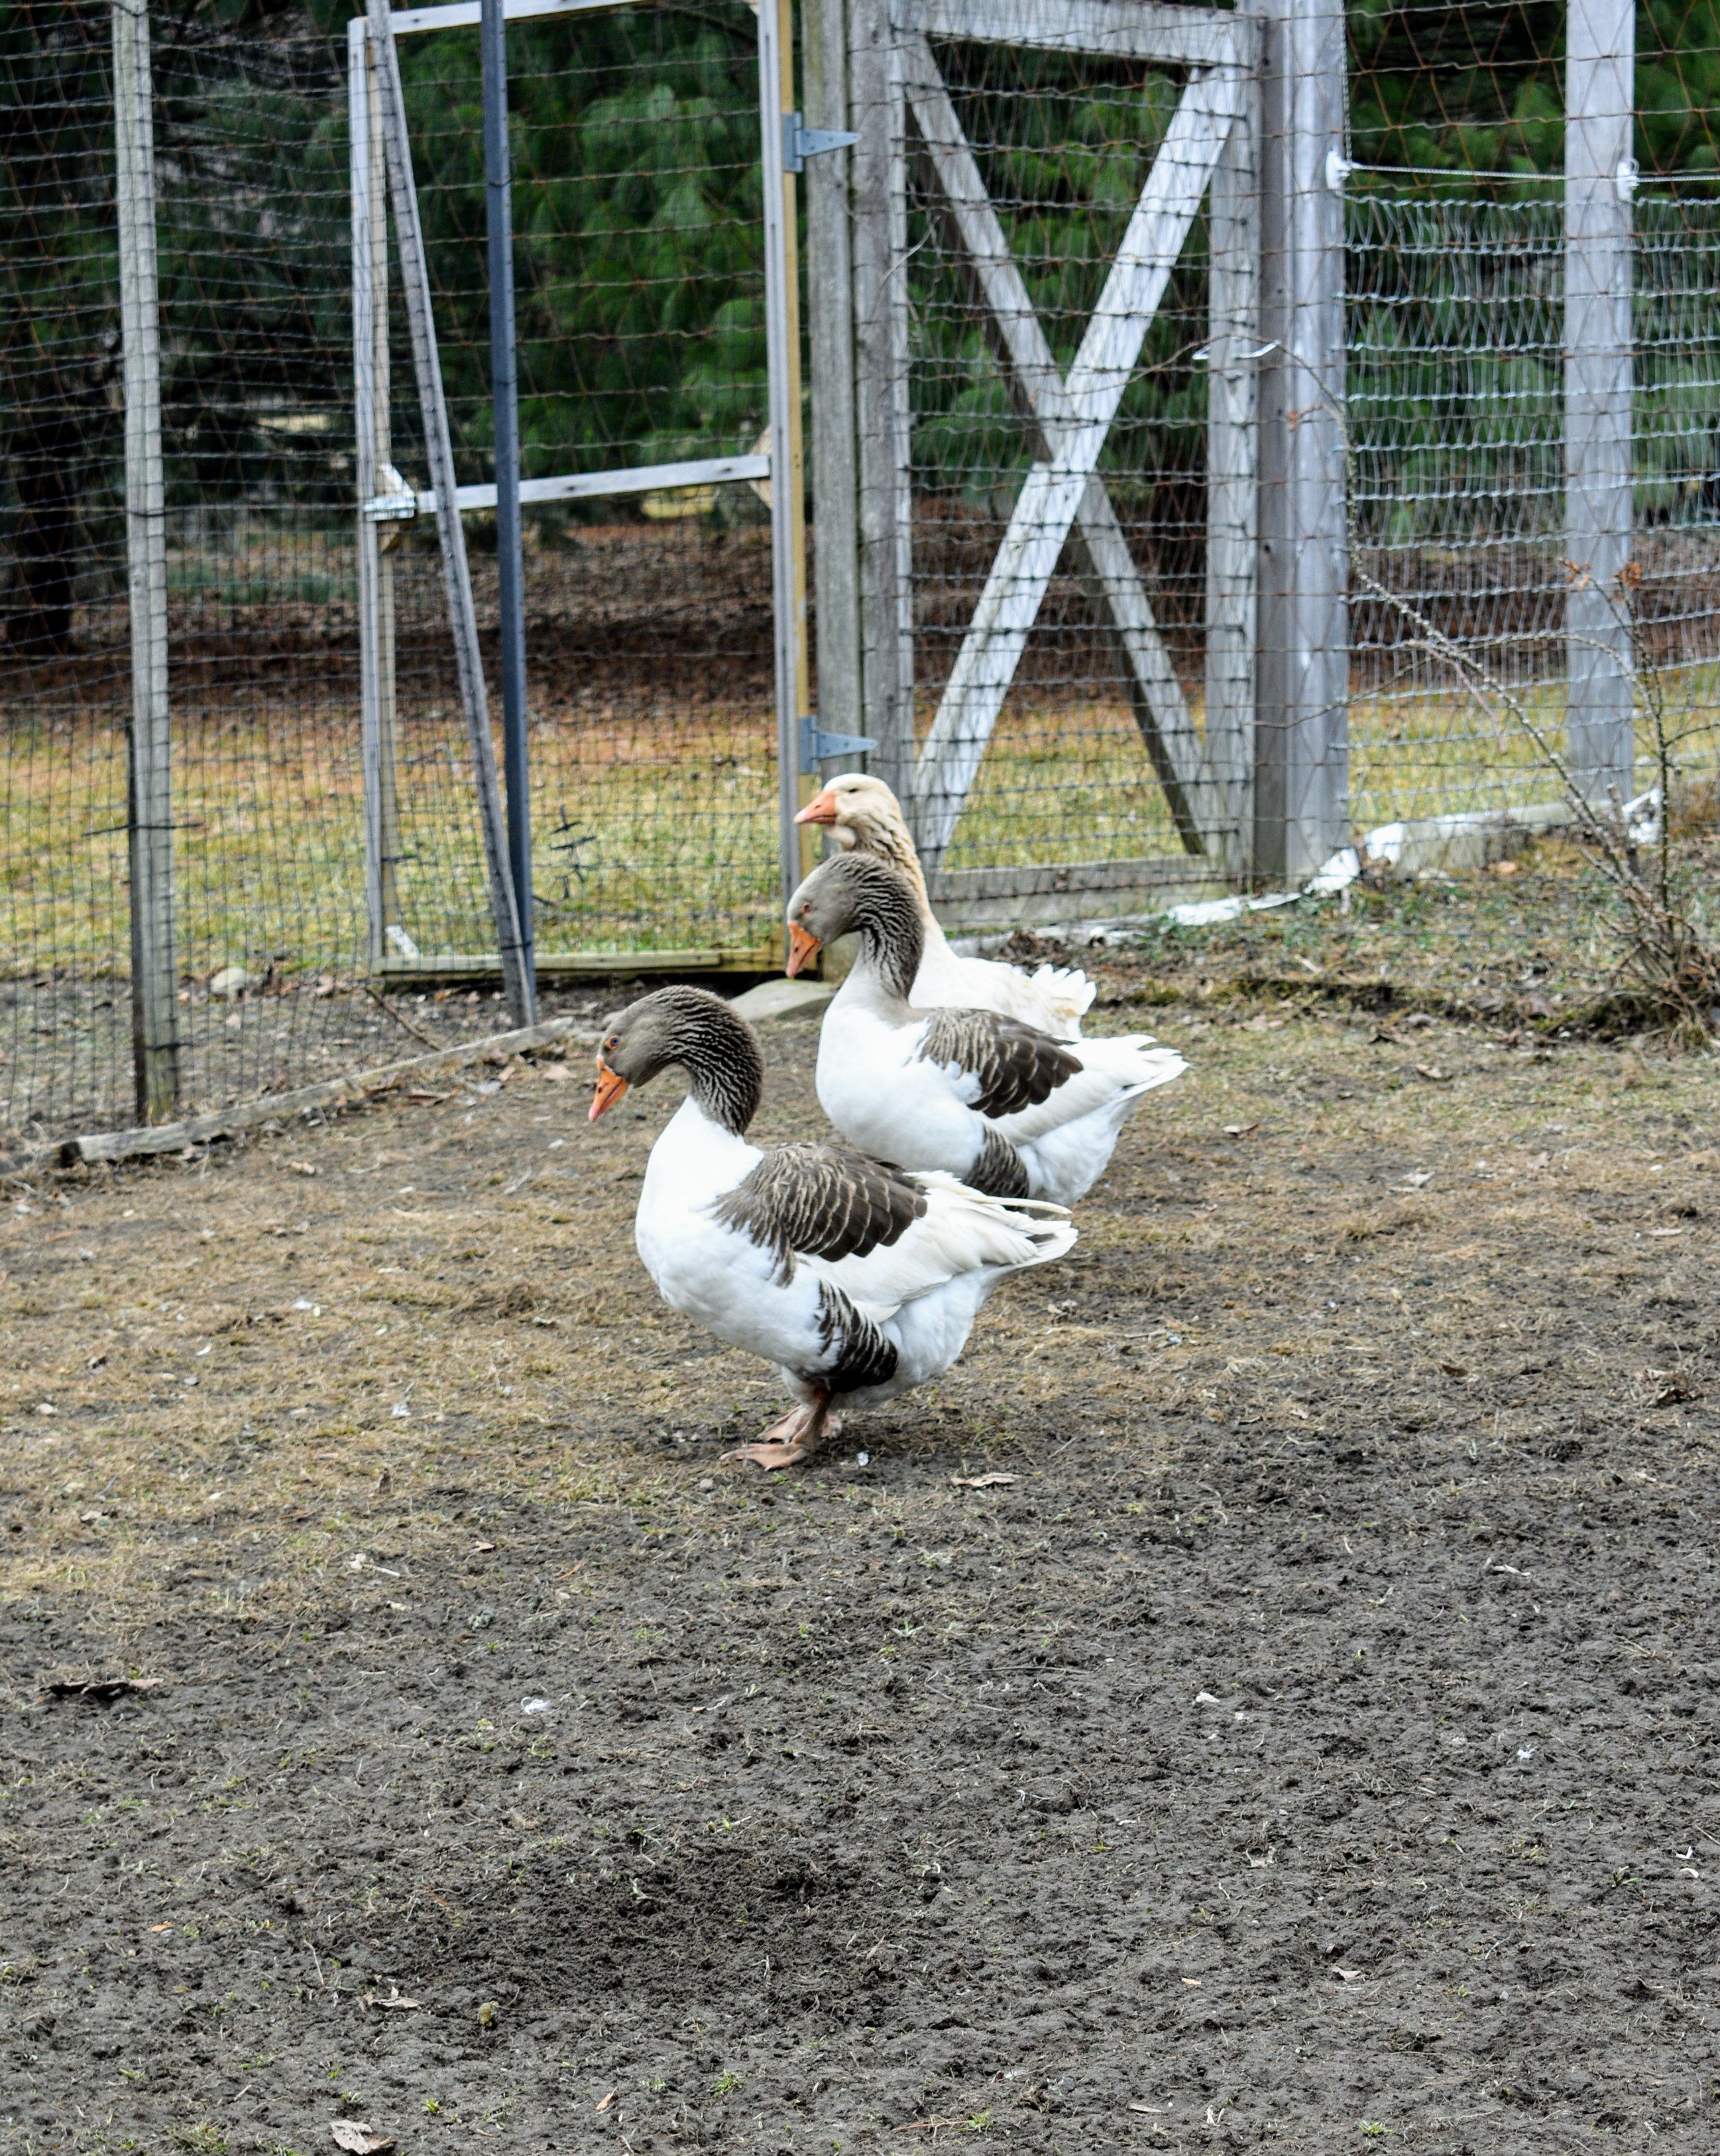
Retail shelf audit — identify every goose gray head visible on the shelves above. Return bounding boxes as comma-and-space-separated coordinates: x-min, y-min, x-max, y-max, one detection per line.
590, 985, 764, 1135
785, 853, 925, 1000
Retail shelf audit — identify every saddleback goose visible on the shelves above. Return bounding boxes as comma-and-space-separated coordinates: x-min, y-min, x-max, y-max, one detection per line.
589, 986, 1076, 1469
785, 855, 1185, 1206
796, 772, 1095, 1038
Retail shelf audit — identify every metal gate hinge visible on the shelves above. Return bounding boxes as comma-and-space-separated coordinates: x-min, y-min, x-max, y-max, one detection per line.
783, 111, 858, 174
362, 463, 417, 523
800, 716, 878, 766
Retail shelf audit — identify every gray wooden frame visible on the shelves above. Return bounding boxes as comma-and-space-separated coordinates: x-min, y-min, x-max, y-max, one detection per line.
899, 35, 1257, 862
1253, 0, 1349, 884
805, 0, 863, 786
114, 0, 180, 1122
884, 14, 1253, 867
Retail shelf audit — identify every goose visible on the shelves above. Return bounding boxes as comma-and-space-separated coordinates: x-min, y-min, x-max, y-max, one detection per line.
796, 772, 1096, 1037
785, 854, 1186, 1206
588, 985, 1076, 1469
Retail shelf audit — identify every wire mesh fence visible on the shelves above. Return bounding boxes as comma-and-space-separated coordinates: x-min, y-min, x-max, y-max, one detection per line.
1347, 176, 1720, 837
5, 0, 1720, 1150
900, 38, 1211, 876
382, 0, 783, 971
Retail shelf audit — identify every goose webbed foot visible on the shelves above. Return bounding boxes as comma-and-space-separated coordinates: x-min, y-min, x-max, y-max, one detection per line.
723, 1396, 842, 1472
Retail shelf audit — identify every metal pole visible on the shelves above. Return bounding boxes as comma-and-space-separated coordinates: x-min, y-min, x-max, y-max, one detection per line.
367, 0, 532, 1027
1253, 0, 1349, 883
1565, 0, 1635, 803
114, 0, 179, 1123
482, 0, 536, 1008
760, 0, 811, 909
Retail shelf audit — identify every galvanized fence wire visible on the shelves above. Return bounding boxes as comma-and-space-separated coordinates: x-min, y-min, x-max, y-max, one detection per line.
2, 5, 132, 1141
385, 1, 783, 967
1346, 178, 1720, 834
899, 39, 1213, 877
0, 7, 416, 1148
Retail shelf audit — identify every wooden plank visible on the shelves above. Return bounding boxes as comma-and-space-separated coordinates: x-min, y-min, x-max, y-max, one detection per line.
891, 0, 1257, 70
1253, 0, 1349, 882
928, 853, 1223, 903
1202, 65, 1260, 876
69, 1015, 604, 1168
368, 0, 533, 1026
804, 0, 864, 808
1565, 0, 1635, 802
391, 0, 633, 35
902, 45, 1207, 848
418, 453, 771, 514
850, 0, 915, 801
113, 0, 180, 1125
910, 63, 1246, 864
378, 945, 781, 981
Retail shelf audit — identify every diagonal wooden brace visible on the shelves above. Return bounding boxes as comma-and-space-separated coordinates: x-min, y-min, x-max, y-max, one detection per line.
903, 37, 1211, 850
907, 53, 1246, 865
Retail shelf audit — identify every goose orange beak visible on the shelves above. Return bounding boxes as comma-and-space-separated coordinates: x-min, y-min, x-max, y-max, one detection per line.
589, 1061, 628, 1121
785, 922, 822, 977
795, 787, 838, 826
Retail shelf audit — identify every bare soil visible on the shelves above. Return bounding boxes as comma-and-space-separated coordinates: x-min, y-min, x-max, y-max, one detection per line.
3, 971, 1719, 2155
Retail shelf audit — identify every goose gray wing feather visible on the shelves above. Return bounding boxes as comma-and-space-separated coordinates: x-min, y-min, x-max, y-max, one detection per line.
712, 1142, 928, 1283
916, 1008, 1082, 1119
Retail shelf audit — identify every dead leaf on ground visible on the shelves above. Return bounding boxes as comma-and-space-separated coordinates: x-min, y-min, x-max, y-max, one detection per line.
42, 1676, 163, 1703
328, 2124, 394, 2154
361, 1988, 422, 2011
1415, 1065, 1455, 1084
1440, 1362, 1470, 1378
1333, 1966, 1367, 1983
1221, 1122, 1259, 1138
1180, 1976, 1201, 1987
147, 1922, 174, 1934
950, 1472, 1016, 1490
1653, 1378, 1702, 1407
472, 1540, 496, 1552
1245, 1848, 1275, 1868
594, 2090, 617, 2112
404, 1089, 448, 1104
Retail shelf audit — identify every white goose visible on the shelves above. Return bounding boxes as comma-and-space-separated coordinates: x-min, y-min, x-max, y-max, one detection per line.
785, 855, 1186, 1207
796, 772, 1096, 1038
588, 986, 1076, 1470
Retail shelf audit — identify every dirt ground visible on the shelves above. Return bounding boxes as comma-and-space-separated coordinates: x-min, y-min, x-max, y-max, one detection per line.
3, 914, 1719, 2154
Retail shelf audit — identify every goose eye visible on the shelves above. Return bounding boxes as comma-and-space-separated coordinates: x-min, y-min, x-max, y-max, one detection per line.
605, 1034, 619, 1051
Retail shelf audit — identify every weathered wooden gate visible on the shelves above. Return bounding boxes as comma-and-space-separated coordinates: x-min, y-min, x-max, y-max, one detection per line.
818, 0, 1264, 916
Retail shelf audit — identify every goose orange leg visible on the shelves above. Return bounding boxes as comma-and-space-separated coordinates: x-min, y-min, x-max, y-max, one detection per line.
723, 1392, 842, 1472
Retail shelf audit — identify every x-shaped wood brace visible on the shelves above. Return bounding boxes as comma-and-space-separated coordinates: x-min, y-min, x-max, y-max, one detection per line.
902, 36, 1246, 865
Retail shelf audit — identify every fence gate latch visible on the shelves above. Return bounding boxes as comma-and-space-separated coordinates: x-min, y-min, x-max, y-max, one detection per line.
800, 716, 878, 767
362, 463, 417, 524
783, 111, 858, 174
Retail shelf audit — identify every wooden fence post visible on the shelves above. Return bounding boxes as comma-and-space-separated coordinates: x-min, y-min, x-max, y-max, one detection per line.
1565, 0, 1636, 803
849, 0, 915, 807
1253, 0, 1349, 883
805, 0, 863, 818
114, 0, 179, 1123
1204, 64, 1261, 875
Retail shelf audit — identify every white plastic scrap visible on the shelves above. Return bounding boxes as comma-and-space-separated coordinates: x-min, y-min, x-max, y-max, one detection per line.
1163, 844, 1360, 929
